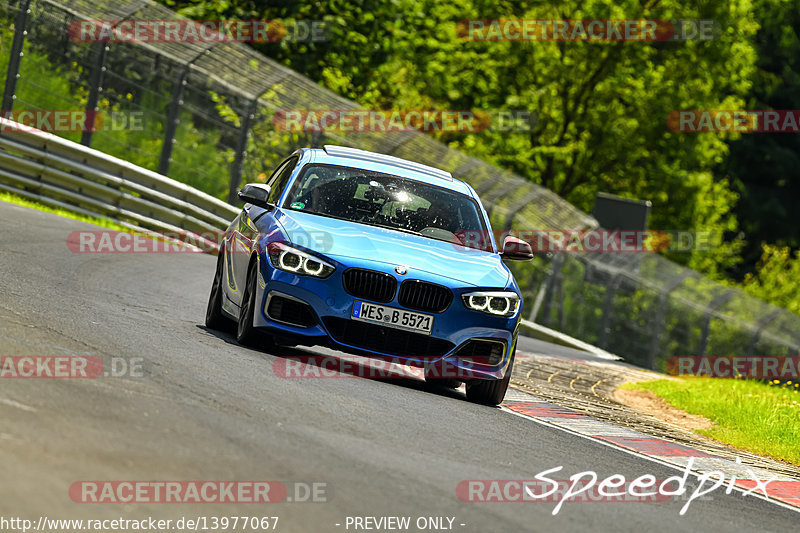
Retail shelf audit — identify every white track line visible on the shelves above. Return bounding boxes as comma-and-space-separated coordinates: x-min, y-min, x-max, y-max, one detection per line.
500, 404, 800, 515
0, 397, 37, 412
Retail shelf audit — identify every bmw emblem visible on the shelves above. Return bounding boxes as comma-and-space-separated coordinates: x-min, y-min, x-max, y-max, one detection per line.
395, 266, 407, 275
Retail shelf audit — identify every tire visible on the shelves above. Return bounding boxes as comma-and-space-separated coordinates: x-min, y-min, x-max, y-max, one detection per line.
205, 250, 232, 331
465, 351, 515, 406
236, 260, 270, 348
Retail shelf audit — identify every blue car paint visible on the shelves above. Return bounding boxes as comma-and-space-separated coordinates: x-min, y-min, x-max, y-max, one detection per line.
219, 148, 523, 382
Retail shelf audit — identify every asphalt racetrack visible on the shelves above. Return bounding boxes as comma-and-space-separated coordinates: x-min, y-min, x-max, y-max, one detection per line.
0, 200, 796, 532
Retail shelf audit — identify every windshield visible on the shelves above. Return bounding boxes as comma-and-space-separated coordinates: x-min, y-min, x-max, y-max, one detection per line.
283, 164, 491, 250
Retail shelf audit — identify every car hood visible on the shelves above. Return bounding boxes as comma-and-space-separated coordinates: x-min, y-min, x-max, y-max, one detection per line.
273, 210, 510, 288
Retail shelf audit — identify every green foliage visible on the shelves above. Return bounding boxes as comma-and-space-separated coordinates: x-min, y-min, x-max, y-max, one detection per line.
4, 0, 800, 339
0, 20, 235, 201
625, 377, 800, 465
158, 0, 800, 319
164, 0, 756, 279
722, 0, 800, 279
209, 87, 313, 185
2, 34, 85, 144
740, 245, 800, 315
0, 191, 131, 231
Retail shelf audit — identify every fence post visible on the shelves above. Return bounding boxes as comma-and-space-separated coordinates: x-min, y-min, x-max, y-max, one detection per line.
503, 189, 542, 231
311, 129, 324, 148
484, 181, 523, 220
227, 98, 258, 204
157, 44, 215, 176
697, 290, 735, 356
158, 67, 188, 175
81, 42, 108, 146
2, 0, 32, 113
527, 271, 548, 322
647, 272, 693, 369
556, 266, 565, 332
746, 309, 781, 355
597, 272, 621, 350
533, 253, 564, 326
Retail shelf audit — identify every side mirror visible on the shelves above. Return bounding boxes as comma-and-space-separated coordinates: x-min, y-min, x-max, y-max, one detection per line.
238, 183, 273, 210
501, 235, 533, 261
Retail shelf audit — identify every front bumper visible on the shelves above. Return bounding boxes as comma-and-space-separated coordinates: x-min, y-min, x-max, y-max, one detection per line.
252, 256, 518, 381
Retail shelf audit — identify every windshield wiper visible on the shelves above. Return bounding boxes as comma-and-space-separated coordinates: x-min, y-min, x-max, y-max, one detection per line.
370, 223, 422, 237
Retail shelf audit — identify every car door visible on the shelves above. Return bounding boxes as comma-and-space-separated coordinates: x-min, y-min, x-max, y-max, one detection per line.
228, 156, 299, 308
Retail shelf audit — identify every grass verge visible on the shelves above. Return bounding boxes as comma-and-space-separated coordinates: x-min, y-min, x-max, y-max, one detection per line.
1, 191, 220, 254
620, 377, 800, 465
0, 191, 130, 231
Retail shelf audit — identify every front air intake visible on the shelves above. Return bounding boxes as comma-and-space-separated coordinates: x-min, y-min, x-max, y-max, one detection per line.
398, 280, 453, 313
342, 268, 397, 303
265, 293, 316, 328
322, 317, 454, 360
453, 339, 506, 366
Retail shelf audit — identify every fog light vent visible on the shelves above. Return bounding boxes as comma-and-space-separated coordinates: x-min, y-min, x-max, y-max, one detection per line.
453, 339, 505, 366
265, 293, 316, 328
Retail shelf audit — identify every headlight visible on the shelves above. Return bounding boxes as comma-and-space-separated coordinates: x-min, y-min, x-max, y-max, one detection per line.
462, 291, 520, 317
267, 242, 335, 278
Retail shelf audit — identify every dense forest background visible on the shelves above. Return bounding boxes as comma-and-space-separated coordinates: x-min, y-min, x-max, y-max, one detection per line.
160, 0, 800, 314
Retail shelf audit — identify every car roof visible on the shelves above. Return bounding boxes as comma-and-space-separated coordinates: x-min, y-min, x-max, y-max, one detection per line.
299, 145, 473, 196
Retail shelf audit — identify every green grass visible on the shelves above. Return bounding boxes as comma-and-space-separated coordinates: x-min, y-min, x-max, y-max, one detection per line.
621, 377, 800, 465
1, 191, 220, 254
0, 191, 130, 231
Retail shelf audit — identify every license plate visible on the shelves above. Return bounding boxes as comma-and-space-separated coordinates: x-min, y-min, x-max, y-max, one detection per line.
351, 301, 433, 335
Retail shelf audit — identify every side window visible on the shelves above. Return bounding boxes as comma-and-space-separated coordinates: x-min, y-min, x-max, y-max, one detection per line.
266, 156, 298, 205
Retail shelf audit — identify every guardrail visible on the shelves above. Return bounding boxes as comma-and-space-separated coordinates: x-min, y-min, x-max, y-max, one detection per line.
3, 0, 800, 371
519, 320, 621, 361
0, 115, 625, 361
0, 117, 239, 243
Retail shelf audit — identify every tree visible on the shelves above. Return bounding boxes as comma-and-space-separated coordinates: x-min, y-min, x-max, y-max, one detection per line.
163, 0, 757, 278
741, 244, 800, 315
721, 0, 800, 280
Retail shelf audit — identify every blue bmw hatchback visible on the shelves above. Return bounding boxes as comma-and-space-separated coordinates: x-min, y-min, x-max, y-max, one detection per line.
205, 145, 532, 405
